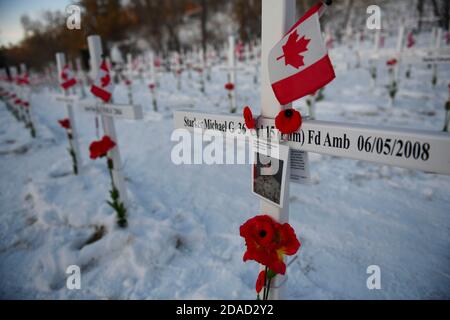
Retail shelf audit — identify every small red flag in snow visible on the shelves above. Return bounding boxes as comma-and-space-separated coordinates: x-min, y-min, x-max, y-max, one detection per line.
268, 2, 335, 105
60, 64, 77, 90
17, 73, 30, 86
90, 60, 114, 103
407, 32, 415, 48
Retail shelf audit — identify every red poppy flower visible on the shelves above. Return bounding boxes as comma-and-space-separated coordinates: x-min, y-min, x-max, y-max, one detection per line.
23, 101, 29, 107
386, 58, 397, 66
256, 270, 266, 294
89, 135, 116, 159
224, 82, 234, 91
124, 79, 132, 86
240, 215, 301, 275
275, 108, 302, 134
14, 98, 22, 105
149, 83, 156, 90
243, 106, 256, 129
58, 118, 71, 129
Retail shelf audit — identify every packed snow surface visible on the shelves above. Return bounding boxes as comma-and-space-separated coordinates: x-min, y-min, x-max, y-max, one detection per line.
1, 38, 449, 299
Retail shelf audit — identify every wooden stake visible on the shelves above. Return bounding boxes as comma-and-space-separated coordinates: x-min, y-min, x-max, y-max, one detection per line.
56, 53, 83, 173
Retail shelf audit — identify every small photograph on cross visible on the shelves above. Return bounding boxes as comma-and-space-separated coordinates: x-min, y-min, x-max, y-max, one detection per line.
253, 153, 284, 207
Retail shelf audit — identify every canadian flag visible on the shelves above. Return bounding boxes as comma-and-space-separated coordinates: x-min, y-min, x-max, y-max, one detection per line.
268, 2, 335, 105
60, 64, 77, 90
18, 73, 30, 86
90, 60, 114, 103
407, 32, 415, 48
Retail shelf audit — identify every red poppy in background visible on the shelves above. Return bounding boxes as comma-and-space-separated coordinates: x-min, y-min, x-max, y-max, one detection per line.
275, 108, 302, 134
124, 79, 132, 86
224, 82, 235, 91
255, 270, 266, 294
240, 215, 301, 275
14, 98, 22, 105
58, 118, 71, 130
243, 106, 256, 129
386, 58, 397, 66
23, 101, 29, 107
89, 135, 116, 159
149, 83, 156, 90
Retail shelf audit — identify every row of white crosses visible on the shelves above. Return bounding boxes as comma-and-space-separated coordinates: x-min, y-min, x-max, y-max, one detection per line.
0, 65, 36, 138
0, 68, 22, 121
55, 35, 144, 224
174, 0, 450, 299
370, 25, 449, 78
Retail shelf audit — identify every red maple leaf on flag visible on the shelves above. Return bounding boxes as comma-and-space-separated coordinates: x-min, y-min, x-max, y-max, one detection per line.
277, 30, 311, 69
101, 74, 110, 87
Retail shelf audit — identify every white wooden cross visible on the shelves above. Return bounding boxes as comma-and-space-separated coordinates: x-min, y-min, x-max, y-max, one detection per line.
80, 35, 144, 208
146, 51, 158, 111
173, 0, 450, 300
227, 35, 237, 113
19, 63, 36, 137
196, 47, 206, 93
55, 52, 83, 173
75, 57, 87, 98
220, 35, 242, 113
171, 51, 183, 91
125, 53, 134, 104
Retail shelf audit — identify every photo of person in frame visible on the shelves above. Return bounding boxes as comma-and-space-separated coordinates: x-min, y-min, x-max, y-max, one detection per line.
253, 152, 284, 206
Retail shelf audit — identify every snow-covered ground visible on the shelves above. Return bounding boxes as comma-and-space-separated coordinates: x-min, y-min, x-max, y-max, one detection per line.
1, 37, 450, 299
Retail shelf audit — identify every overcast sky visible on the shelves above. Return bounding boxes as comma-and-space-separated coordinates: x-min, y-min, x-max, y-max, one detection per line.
0, 0, 71, 46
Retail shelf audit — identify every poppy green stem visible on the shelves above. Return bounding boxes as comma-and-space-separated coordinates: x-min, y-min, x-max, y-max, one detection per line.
265, 277, 272, 300
263, 266, 268, 300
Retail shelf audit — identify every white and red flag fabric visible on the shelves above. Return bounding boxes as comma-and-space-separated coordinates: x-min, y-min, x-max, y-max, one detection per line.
60, 64, 77, 90
18, 73, 30, 86
90, 60, 114, 103
268, 2, 335, 105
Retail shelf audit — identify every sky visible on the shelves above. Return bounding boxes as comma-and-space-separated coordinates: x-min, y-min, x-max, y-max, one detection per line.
0, 0, 71, 47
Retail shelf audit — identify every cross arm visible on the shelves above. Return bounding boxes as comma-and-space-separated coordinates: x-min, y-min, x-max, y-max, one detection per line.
174, 110, 450, 175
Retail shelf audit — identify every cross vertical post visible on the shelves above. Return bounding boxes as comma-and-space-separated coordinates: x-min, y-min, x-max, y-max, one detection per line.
56, 52, 83, 173
432, 28, 442, 87
75, 57, 86, 98
126, 53, 134, 104
19, 64, 28, 122
228, 35, 237, 113
87, 35, 128, 207
395, 25, 405, 81
9, 66, 22, 121
19, 63, 35, 137
260, 0, 296, 300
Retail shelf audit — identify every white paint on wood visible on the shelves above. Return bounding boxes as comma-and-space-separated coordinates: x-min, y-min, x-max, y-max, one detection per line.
56, 52, 83, 172
87, 35, 128, 206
